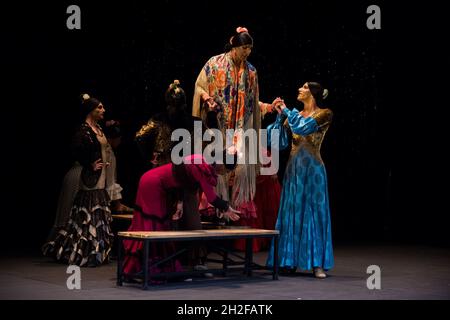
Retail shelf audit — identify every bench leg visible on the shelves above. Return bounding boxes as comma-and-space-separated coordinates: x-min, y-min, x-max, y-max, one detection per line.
143, 240, 149, 290
222, 250, 228, 277
116, 237, 123, 286
273, 235, 279, 280
245, 238, 253, 277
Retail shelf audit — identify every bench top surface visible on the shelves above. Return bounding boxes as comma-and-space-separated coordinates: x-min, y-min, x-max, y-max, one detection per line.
112, 215, 230, 224
112, 214, 134, 220
112, 215, 253, 230
118, 229, 279, 239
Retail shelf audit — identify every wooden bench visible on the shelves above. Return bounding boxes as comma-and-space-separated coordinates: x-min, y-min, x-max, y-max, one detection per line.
112, 214, 242, 228
111, 214, 133, 221
116, 229, 279, 289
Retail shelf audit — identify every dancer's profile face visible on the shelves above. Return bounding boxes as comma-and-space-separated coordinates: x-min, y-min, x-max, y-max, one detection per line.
91, 103, 105, 121
297, 83, 311, 102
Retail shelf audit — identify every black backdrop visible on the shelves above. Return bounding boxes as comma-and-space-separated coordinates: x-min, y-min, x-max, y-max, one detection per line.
2, 0, 446, 254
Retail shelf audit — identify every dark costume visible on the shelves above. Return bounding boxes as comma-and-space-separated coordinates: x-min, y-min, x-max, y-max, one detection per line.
42, 123, 114, 266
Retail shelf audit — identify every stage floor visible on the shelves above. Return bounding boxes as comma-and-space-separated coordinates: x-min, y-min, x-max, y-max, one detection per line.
1, 244, 449, 300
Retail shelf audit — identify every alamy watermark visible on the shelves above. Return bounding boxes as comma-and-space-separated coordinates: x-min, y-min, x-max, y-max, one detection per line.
68, 5, 380, 31
366, 265, 381, 290
66, 5, 81, 30
66, 265, 81, 290
367, 5, 381, 30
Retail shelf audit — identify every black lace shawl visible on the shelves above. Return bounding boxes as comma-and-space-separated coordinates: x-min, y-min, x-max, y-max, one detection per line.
71, 123, 102, 188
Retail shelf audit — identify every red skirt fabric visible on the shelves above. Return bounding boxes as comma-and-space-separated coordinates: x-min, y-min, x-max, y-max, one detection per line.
234, 175, 281, 252
122, 166, 183, 277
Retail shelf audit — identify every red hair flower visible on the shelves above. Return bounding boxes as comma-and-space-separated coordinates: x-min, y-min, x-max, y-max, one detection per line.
236, 26, 248, 33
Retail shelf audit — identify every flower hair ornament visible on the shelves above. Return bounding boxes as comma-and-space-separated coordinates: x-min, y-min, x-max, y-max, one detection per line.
236, 26, 248, 33
229, 26, 249, 44
81, 93, 90, 101
169, 79, 181, 94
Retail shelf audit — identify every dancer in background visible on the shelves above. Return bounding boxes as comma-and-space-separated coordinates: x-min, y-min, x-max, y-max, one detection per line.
44, 118, 130, 243
135, 80, 201, 170
42, 94, 114, 266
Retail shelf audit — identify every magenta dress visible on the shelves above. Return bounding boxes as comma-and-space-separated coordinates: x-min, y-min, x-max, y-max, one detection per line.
123, 155, 225, 276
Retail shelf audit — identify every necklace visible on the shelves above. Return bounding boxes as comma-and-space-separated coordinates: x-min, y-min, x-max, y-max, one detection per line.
87, 122, 104, 137
301, 108, 318, 118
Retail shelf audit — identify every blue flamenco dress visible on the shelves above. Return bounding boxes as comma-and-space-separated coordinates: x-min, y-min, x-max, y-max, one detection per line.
266, 107, 334, 271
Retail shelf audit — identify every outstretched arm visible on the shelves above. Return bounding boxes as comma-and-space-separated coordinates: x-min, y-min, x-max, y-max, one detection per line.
193, 68, 218, 117
189, 164, 240, 221
281, 107, 319, 136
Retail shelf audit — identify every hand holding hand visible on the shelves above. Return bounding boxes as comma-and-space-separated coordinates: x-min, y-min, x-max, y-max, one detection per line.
206, 98, 218, 112
202, 94, 218, 112
272, 97, 285, 114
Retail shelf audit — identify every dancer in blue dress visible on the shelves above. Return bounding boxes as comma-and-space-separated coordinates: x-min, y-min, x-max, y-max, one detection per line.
266, 82, 333, 278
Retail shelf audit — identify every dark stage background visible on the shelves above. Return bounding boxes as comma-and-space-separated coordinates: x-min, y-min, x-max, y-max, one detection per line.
2, 0, 446, 254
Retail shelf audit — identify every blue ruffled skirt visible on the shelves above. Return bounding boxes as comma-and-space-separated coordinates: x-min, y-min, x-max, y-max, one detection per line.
267, 147, 334, 270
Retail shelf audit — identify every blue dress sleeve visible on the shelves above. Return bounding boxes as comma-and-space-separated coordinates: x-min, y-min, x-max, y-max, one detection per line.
282, 108, 319, 136
266, 113, 289, 150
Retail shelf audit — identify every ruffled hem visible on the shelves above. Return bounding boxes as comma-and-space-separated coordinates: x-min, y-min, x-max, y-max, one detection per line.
42, 189, 113, 267
106, 182, 123, 201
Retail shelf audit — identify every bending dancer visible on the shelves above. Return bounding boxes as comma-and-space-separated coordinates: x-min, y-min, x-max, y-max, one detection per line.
122, 154, 240, 279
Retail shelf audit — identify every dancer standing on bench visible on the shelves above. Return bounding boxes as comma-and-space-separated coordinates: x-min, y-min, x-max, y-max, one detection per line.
192, 27, 279, 252
122, 154, 240, 279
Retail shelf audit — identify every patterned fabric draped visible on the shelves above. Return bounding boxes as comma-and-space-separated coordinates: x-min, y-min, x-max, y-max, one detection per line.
201, 53, 258, 132
193, 53, 261, 215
